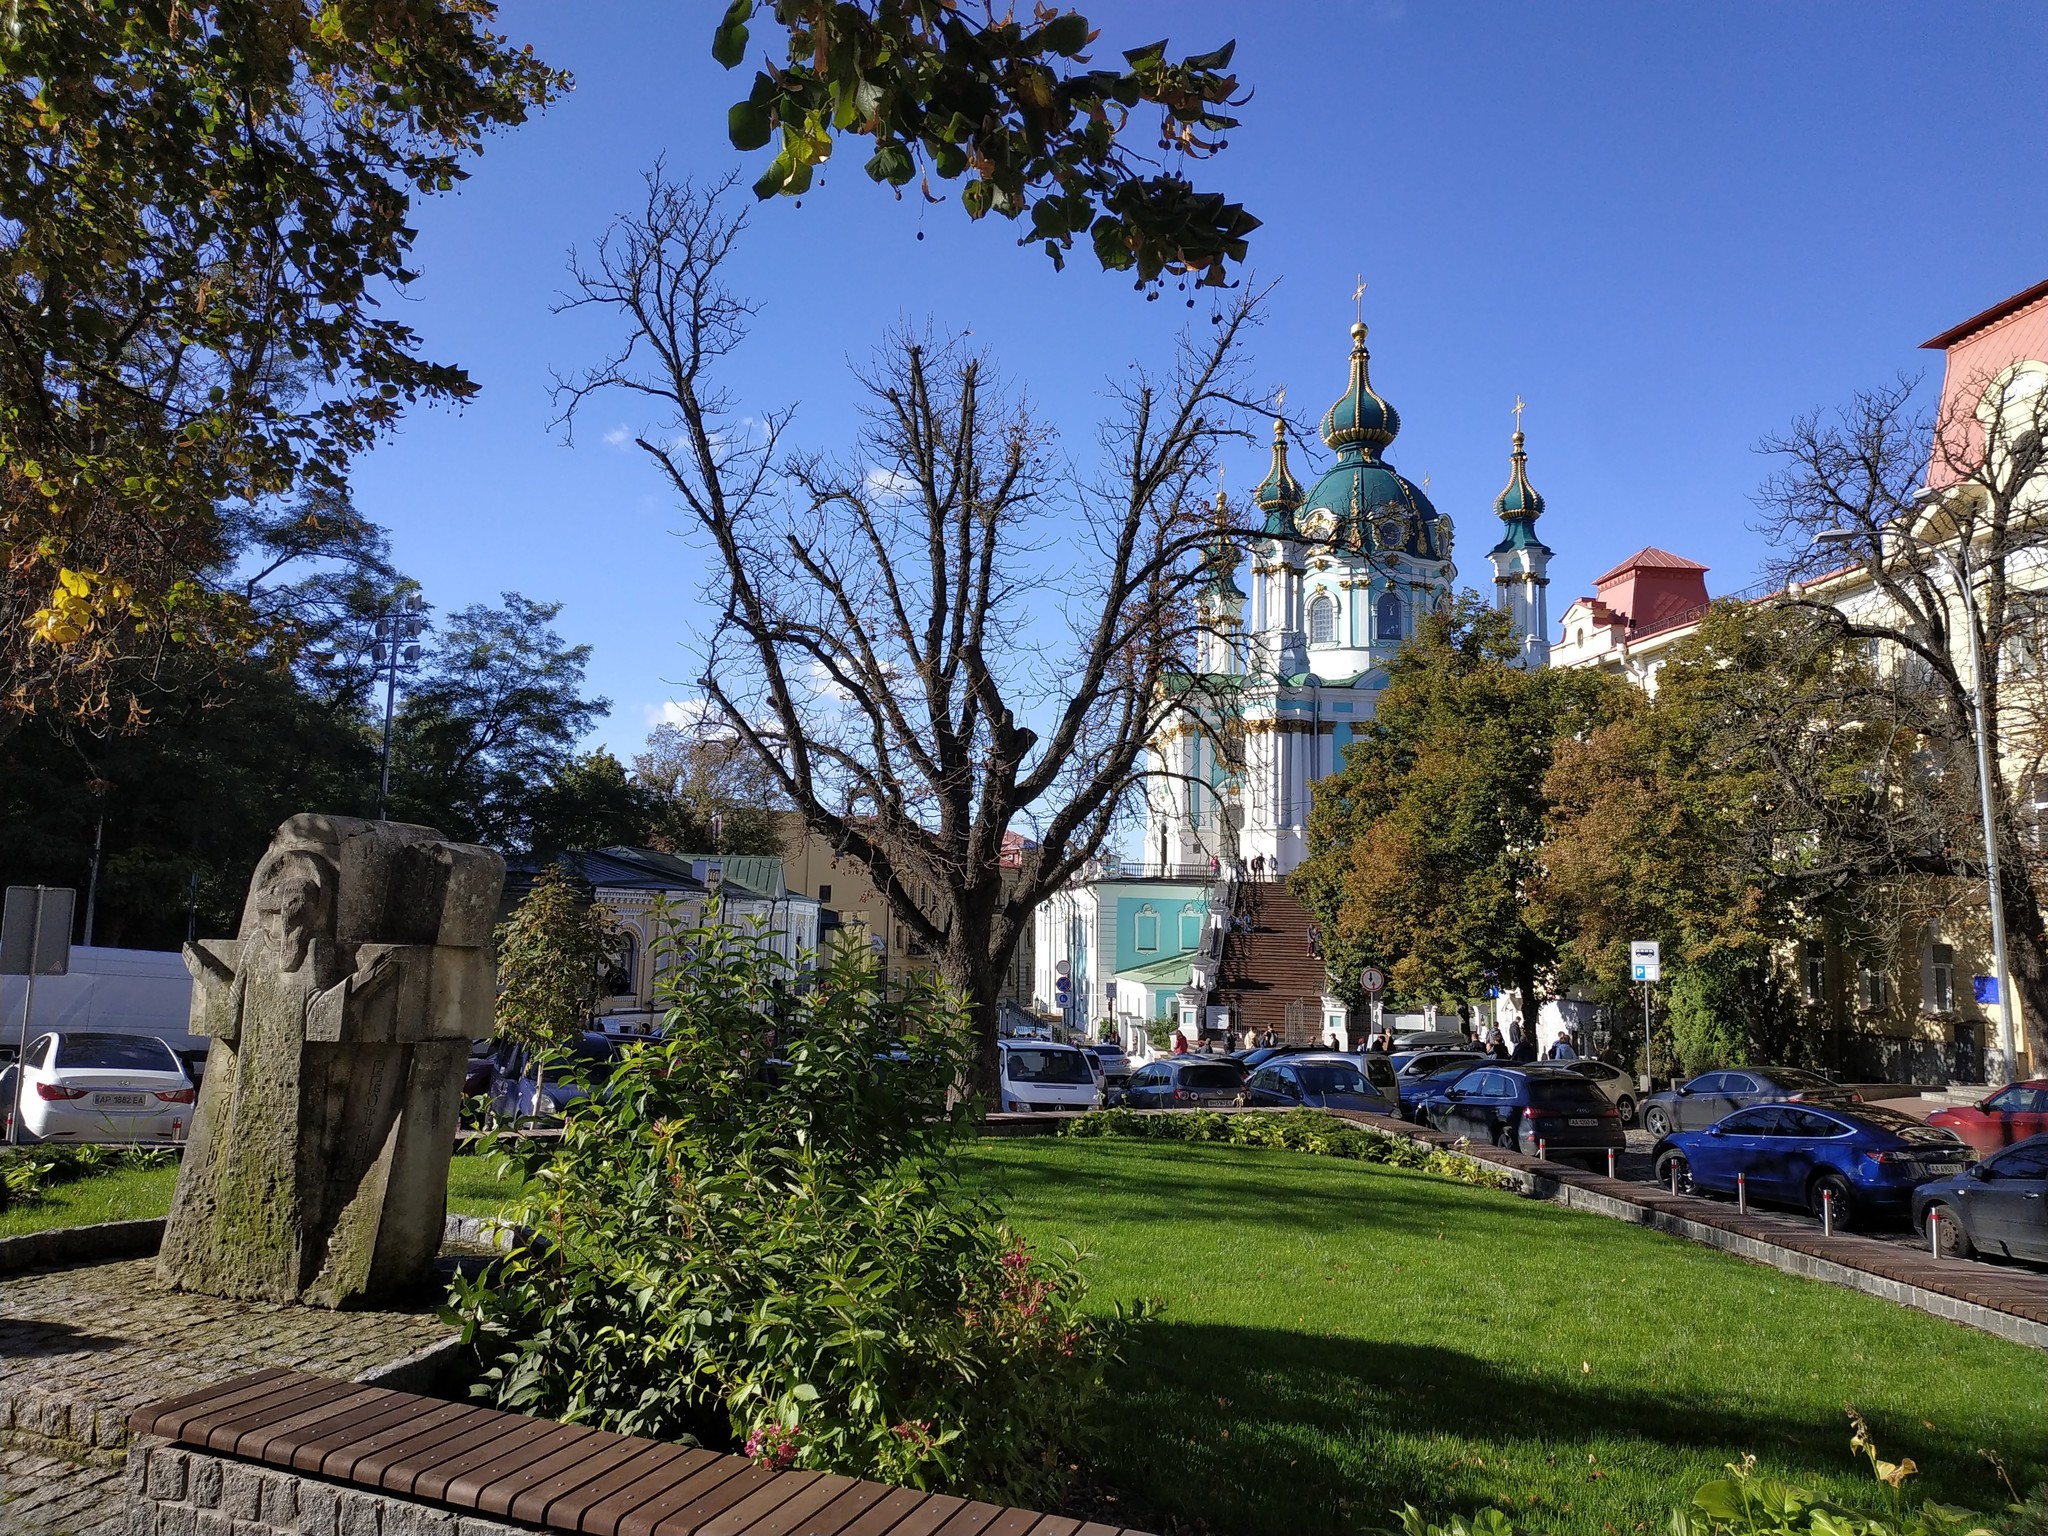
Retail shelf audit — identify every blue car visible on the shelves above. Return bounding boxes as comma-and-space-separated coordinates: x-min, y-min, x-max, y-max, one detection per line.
1393, 1051, 1488, 1121
1651, 1102, 1975, 1230
486, 1031, 624, 1121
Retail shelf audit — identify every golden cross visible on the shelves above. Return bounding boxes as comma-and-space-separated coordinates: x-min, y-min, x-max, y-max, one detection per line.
1275, 385, 1286, 411
1353, 274, 1367, 322
1513, 394, 1526, 433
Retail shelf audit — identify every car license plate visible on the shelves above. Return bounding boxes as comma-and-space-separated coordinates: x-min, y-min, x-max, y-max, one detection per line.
1568, 1117, 1597, 1127
93, 1092, 146, 1107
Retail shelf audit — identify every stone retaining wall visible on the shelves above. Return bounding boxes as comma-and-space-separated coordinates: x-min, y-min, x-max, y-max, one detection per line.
128, 1438, 527, 1536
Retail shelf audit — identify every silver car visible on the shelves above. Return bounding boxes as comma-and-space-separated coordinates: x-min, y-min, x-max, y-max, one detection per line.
1565, 1059, 1641, 1127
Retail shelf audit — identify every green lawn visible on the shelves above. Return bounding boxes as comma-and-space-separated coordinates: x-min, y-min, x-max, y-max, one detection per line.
0, 1154, 520, 1238
961, 1137, 2047, 1536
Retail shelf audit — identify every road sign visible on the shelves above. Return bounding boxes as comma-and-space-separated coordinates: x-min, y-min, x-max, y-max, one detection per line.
5, 886, 75, 1147
1630, 940, 1661, 983
1360, 966, 1385, 996
1105, 982, 1117, 999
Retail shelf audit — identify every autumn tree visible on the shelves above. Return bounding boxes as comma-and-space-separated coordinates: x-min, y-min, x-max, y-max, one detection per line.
712, 2, 1257, 290
492, 865, 623, 1107
1293, 598, 1624, 1032
2, 1, 562, 736
552, 171, 1260, 1091
632, 719, 787, 856
1755, 371, 2048, 1069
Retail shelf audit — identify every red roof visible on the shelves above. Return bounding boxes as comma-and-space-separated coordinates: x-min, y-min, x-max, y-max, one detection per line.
1592, 546, 1710, 586
1920, 277, 2048, 352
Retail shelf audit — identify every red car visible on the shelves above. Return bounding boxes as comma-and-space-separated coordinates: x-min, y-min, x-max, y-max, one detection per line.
1926, 1080, 2048, 1155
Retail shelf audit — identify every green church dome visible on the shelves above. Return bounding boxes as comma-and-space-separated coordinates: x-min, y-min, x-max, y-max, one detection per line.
1318, 322, 1401, 455
1489, 427, 1553, 557
1254, 417, 1306, 535
1292, 319, 1446, 560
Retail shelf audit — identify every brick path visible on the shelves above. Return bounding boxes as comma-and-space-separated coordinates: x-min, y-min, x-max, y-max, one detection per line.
0, 1258, 455, 1536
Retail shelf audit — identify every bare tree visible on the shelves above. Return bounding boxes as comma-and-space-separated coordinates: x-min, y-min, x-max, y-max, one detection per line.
552, 171, 1263, 1088
1756, 367, 2048, 1067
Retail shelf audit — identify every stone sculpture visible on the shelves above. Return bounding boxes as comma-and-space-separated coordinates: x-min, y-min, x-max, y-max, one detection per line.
157, 815, 505, 1307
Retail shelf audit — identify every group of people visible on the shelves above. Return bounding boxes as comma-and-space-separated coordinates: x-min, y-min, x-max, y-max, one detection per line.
1168, 1021, 1586, 1060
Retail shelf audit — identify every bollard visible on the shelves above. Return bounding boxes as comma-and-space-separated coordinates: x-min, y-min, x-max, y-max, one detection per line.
1606, 1147, 1617, 1178
1821, 1188, 1835, 1237
1537, 1139, 1547, 1162
1737, 1172, 1747, 1214
1928, 1209, 1941, 1259
1669, 1160, 1682, 1196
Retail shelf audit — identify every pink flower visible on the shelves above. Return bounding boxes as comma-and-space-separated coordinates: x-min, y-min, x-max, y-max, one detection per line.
745, 1423, 800, 1470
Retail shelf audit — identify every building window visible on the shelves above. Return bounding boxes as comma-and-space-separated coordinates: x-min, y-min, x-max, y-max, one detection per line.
1855, 960, 1891, 1012
1308, 594, 1337, 646
1802, 941, 1826, 1003
817, 883, 831, 904
1135, 906, 1160, 953
1926, 942, 1955, 1014
1376, 588, 1405, 642
1180, 905, 1203, 950
603, 930, 637, 998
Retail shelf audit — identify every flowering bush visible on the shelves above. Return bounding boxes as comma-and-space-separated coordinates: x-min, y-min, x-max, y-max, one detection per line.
447, 918, 1127, 1508
1063, 1106, 1513, 1188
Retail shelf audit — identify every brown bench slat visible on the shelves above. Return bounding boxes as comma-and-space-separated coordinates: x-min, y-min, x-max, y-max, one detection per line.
979, 1511, 1048, 1536
321, 1399, 480, 1482
192, 1377, 361, 1452
829, 1485, 940, 1536
445, 1421, 596, 1508
713, 1471, 859, 1536
1070, 1524, 1128, 1536
376, 1409, 539, 1497
142, 1372, 312, 1443
878, 1492, 970, 1536
1021, 1518, 1084, 1536
413, 1416, 567, 1503
508, 1435, 668, 1528
613, 1456, 757, 1536
234, 1387, 395, 1462
641, 1460, 784, 1536
291, 1394, 449, 1474
932, 1500, 1006, 1536
352, 1406, 506, 1489
128, 1368, 296, 1438
473, 1427, 625, 1518
692, 1469, 823, 1536
580, 1447, 724, 1536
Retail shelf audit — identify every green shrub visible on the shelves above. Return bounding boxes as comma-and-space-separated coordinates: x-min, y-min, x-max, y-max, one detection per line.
447, 922, 1129, 1508
1060, 1107, 1513, 1189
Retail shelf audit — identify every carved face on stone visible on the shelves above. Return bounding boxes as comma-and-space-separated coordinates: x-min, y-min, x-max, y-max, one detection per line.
251, 849, 335, 973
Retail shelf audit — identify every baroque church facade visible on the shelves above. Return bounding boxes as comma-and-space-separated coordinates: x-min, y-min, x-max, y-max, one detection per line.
1146, 314, 1555, 878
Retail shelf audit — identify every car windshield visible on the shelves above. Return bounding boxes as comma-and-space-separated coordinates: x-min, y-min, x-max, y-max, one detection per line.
1529, 1078, 1608, 1109
1296, 1064, 1370, 1095
1763, 1067, 1840, 1092
1007, 1048, 1093, 1085
1178, 1063, 1242, 1091
53, 1033, 180, 1072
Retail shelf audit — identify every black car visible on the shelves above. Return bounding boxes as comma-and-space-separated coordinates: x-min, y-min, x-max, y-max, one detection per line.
1421, 1064, 1627, 1163
1120, 1056, 1246, 1109
1637, 1066, 1858, 1138
1914, 1134, 2048, 1262
1243, 1054, 1396, 1114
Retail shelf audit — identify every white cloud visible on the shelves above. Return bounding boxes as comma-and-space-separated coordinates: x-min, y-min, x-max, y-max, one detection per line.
602, 424, 631, 448
865, 466, 918, 499
646, 696, 714, 729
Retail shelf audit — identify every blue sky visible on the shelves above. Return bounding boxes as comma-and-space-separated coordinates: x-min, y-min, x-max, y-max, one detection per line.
344, 1, 2048, 757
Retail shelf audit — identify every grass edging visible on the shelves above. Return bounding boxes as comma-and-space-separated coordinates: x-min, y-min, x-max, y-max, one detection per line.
1060, 1106, 1516, 1188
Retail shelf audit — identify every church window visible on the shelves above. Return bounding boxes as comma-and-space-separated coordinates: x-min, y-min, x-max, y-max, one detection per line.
1308, 594, 1337, 646
1135, 906, 1160, 953
1376, 588, 1405, 642
1180, 905, 1203, 949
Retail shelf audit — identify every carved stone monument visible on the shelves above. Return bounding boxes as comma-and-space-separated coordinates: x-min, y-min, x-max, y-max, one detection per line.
157, 815, 505, 1307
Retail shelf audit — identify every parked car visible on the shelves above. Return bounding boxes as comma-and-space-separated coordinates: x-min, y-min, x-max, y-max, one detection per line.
998, 1040, 1101, 1113
1652, 1103, 1974, 1230
1914, 1134, 2048, 1262
1395, 1052, 1489, 1122
1564, 1059, 1641, 1127
463, 1038, 496, 1097
1119, 1056, 1246, 1109
6, 1030, 195, 1143
1637, 1066, 1859, 1137
1392, 1029, 1468, 1051
1925, 1080, 2048, 1156
1420, 1064, 1626, 1163
487, 1031, 625, 1121
1243, 1054, 1396, 1114
1092, 1039, 1132, 1086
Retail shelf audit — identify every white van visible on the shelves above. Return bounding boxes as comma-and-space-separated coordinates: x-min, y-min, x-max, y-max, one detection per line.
997, 1040, 1102, 1113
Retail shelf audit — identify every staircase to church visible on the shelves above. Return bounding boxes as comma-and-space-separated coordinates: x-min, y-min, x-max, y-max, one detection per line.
1213, 879, 1332, 1042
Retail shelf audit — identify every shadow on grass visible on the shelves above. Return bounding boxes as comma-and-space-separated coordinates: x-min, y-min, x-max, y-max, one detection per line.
1092, 1320, 2023, 1536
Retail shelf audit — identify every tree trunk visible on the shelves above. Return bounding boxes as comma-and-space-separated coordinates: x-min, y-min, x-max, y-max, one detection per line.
1995, 858, 2048, 1070
1516, 964, 1541, 1055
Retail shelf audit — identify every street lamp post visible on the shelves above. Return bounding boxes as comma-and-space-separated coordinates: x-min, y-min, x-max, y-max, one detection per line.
373, 592, 426, 820
1814, 524, 2018, 1082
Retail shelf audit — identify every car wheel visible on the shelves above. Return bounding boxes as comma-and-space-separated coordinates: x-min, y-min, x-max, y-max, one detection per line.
1810, 1172, 1856, 1231
1642, 1104, 1672, 1137
1653, 1150, 1693, 1194
1615, 1094, 1637, 1127
1923, 1202, 1974, 1260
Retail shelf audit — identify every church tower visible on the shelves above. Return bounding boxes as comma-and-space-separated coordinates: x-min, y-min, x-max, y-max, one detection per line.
1488, 413, 1552, 668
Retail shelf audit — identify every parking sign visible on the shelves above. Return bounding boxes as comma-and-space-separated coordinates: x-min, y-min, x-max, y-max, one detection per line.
1629, 940, 1661, 983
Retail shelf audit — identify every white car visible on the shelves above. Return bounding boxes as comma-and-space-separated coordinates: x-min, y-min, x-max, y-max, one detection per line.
1564, 1058, 1641, 1126
997, 1040, 1102, 1113
9, 1031, 195, 1143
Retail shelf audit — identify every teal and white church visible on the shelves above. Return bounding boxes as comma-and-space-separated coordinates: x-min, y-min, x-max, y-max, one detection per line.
1146, 314, 1555, 878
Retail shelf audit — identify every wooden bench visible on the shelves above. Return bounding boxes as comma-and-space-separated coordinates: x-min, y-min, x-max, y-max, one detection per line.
130, 1369, 1146, 1536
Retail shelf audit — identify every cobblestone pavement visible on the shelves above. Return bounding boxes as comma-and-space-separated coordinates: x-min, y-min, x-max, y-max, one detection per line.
0, 1259, 456, 1535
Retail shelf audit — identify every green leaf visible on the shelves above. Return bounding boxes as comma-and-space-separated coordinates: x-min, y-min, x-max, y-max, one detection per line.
711, 0, 753, 69
863, 142, 916, 186
728, 99, 773, 151
1039, 15, 1091, 57
1691, 1480, 1747, 1521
